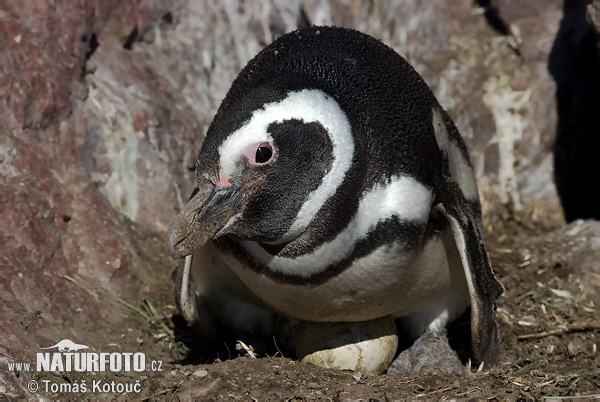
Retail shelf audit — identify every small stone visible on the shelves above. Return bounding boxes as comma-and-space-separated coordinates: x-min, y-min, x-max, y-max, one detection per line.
193, 369, 208, 377
387, 330, 465, 376
267, 387, 286, 395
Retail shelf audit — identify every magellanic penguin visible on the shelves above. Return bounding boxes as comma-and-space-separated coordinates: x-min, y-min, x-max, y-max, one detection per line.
168, 26, 503, 370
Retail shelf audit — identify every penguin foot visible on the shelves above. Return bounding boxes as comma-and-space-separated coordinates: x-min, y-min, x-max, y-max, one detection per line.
387, 330, 466, 376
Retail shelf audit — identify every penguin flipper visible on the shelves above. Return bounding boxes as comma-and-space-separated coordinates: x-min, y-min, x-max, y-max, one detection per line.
434, 177, 503, 368
173, 241, 276, 342
172, 252, 218, 341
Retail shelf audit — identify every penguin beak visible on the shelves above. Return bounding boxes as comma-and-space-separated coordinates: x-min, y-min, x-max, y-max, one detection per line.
167, 181, 243, 259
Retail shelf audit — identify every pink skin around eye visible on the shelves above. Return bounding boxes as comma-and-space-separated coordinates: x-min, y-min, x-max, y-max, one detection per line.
217, 142, 273, 188
244, 141, 274, 166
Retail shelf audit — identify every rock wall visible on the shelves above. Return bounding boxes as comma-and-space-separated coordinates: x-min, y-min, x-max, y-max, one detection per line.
0, 1, 180, 394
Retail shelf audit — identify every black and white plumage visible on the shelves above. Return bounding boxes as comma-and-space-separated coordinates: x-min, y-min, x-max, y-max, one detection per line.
168, 26, 503, 368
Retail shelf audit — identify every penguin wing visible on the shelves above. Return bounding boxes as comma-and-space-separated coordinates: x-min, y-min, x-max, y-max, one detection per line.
172, 251, 217, 341
434, 177, 504, 368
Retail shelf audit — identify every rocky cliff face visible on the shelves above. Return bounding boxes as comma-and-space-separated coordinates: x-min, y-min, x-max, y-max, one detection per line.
1, 0, 596, 397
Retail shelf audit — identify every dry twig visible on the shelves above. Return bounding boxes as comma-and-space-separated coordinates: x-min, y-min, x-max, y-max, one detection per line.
415, 386, 455, 398
517, 321, 600, 340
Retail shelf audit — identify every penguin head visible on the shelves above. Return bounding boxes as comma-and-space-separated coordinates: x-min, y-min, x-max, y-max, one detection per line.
168, 26, 439, 259
168, 84, 354, 258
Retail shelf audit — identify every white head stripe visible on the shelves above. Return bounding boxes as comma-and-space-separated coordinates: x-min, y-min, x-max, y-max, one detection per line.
242, 174, 433, 277
218, 89, 354, 241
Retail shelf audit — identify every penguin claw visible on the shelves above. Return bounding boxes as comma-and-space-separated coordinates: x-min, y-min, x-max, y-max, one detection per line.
387, 330, 466, 376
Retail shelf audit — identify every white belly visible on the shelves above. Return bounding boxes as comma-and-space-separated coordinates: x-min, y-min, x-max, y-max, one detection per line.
222, 230, 468, 323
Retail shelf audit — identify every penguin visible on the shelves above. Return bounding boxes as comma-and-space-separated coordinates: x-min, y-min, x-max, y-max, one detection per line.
168, 26, 503, 371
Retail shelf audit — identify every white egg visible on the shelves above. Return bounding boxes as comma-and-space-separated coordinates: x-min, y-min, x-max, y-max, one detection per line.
295, 315, 398, 376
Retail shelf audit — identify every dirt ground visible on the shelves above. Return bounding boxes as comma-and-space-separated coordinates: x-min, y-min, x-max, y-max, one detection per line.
31, 207, 599, 400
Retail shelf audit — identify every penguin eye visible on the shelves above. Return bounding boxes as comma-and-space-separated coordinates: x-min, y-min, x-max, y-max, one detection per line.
253, 142, 274, 165
255, 145, 273, 163
244, 141, 276, 167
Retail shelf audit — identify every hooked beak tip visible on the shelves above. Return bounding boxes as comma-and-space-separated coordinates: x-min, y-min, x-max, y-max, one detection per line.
167, 222, 190, 259
167, 183, 243, 259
